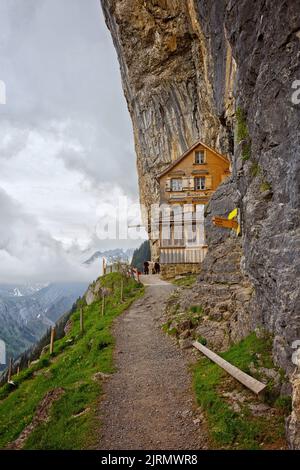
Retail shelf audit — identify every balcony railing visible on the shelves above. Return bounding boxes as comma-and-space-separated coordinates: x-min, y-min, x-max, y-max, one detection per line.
160, 246, 208, 264
169, 190, 212, 199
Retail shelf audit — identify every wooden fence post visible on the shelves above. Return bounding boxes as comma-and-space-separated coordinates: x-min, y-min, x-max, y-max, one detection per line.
7, 357, 13, 383
120, 278, 124, 302
50, 326, 55, 354
102, 296, 105, 316
80, 308, 84, 334
17, 366, 20, 376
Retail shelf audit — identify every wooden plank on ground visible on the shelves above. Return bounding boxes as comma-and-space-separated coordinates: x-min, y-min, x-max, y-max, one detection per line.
192, 341, 267, 395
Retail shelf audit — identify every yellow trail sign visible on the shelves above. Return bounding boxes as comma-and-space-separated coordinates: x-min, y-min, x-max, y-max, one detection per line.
212, 216, 239, 229
212, 208, 241, 234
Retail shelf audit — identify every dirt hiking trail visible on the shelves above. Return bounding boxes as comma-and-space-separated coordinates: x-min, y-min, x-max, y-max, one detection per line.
96, 275, 208, 450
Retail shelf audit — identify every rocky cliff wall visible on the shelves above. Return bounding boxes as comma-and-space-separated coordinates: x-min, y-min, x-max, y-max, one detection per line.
101, 0, 235, 210
101, 0, 300, 446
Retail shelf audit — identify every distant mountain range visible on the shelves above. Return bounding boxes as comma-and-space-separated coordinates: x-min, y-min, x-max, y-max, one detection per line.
83, 248, 135, 266
0, 283, 49, 298
0, 248, 136, 369
0, 282, 88, 368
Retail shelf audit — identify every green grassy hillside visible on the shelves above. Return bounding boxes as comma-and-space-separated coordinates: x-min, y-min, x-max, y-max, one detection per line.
0, 273, 144, 450
193, 333, 290, 450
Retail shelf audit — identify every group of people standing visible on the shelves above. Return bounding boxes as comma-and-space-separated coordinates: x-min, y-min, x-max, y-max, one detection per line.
143, 261, 160, 275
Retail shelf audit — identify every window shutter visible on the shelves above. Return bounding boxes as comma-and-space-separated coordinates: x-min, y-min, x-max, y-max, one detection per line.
165, 178, 171, 191
189, 177, 194, 189
182, 177, 189, 189
206, 175, 212, 189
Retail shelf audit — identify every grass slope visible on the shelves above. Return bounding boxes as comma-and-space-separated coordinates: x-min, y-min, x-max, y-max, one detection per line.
193, 333, 289, 450
172, 274, 197, 288
0, 273, 144, 450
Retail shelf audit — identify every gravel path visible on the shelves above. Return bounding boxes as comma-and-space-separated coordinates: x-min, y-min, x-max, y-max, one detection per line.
96, 275, 208, 450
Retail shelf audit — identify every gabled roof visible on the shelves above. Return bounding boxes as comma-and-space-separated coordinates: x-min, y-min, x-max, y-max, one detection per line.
156, 140, 230, 180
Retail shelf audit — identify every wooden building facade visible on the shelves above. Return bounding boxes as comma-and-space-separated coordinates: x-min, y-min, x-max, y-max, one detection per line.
154, 141, 231, 265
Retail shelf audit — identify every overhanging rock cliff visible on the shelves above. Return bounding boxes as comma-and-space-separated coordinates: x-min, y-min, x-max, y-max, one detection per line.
101, 0, 300, 446
101, 0, 235, 209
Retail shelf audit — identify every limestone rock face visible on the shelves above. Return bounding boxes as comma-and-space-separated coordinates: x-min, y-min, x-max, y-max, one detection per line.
101, 0, 235, 209
85, 280, 111, 306
287, 373, 300, 449
223, 0, 300, 375
101, 0, 300, 444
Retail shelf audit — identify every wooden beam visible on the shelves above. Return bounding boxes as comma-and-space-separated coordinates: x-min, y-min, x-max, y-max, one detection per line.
212, 216, 238, 229
192, 341, 266, 395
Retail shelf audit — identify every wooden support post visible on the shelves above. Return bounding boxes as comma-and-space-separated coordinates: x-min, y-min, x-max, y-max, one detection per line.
102, 257, 106, 276
192, 341, 266, 395
101, 296, 105, 316
17, 366, 20, 376
7, 357, 13, 383
80, 308, 84, 334
50, 326, 55, 355
120, 278, 124, 302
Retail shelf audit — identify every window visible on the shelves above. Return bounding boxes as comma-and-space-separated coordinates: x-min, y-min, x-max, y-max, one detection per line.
194, 177, 206, 190
195, 150, 205, 164
171, 178, 182, 191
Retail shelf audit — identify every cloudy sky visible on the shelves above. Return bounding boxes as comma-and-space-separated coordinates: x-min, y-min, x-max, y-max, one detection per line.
0, 0, 146, 284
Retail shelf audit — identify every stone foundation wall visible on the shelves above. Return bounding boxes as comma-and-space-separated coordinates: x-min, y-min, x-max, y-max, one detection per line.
160, 263, 201, 280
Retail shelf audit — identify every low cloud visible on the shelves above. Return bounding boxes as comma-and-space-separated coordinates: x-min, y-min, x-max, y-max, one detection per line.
0, 187, 100, 283
0, 0, 143, 284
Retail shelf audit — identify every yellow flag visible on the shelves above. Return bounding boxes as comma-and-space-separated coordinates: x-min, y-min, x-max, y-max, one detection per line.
228, 208, 238, 220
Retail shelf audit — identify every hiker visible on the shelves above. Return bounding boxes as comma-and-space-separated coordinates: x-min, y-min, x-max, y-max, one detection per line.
143, 261, 149, 275
154, 262, 160, 275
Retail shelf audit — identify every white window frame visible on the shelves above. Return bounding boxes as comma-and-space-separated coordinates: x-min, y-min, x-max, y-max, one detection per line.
170, 178, 183, 191
195, 150, 205, 164
194, 176, 206, 190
